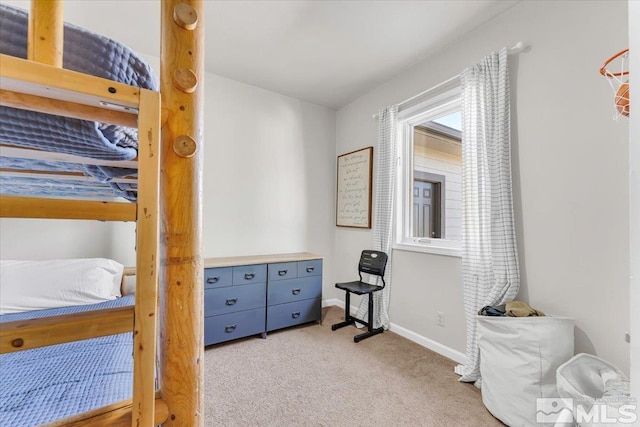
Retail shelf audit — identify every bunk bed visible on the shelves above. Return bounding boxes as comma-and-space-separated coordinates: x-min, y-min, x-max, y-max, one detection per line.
0, 1, 204, 426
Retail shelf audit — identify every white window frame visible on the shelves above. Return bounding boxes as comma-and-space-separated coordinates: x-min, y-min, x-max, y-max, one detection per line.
394, 86, 462, 257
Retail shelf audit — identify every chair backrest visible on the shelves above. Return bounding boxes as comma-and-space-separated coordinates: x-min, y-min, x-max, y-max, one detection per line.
358, 250, 388, 285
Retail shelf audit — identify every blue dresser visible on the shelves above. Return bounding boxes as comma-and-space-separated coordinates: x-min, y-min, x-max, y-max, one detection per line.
203, 253, 322, 346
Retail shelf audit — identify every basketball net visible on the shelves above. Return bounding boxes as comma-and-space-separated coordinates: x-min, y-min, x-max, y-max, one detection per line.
600, 49, 629, 121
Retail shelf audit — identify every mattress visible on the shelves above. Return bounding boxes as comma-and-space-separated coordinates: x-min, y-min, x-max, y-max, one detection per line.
0, 4, 158, 201
0, 295, 136, 426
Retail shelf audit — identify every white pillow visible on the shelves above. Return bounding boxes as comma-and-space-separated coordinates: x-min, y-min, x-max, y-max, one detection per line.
0, 258, 124, 315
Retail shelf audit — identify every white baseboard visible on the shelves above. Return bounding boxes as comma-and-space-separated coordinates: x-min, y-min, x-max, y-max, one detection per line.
323, 298, 361, 317
323, 298, 353, 310
323, 299, 466, 364
388, 322, 466, 364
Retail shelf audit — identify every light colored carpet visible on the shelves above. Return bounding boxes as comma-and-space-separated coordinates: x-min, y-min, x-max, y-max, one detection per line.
204, 305, 503, 426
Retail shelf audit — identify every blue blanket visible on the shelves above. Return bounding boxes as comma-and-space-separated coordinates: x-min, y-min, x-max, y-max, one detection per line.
0, 296, 136, 426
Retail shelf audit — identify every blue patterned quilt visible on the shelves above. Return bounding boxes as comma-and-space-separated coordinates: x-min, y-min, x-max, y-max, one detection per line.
0, 295, 136, 426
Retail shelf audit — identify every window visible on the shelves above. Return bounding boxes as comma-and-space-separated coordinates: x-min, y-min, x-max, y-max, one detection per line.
395, 86, 462, 256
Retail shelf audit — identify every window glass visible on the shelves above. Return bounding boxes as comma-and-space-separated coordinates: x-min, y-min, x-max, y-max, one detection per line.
412, 111, 462, 241
395, 86, 462, 256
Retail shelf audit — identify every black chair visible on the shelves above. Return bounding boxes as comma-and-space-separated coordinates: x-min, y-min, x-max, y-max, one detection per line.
331, 250, 388, 342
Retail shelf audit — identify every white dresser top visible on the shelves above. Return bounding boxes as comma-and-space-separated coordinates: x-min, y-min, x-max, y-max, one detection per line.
203, 252, 322, 268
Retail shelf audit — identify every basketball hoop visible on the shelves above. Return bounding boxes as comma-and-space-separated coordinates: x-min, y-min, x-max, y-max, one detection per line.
600, 49, 629, 119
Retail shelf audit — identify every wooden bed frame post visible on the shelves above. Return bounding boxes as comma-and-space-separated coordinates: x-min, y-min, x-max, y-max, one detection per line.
132, 89, 162, 426
28, 0, 64, 67
159, 1, 204, 426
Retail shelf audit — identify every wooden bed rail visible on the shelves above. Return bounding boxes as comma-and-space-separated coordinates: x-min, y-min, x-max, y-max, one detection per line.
0, 88, 138, 128
0, 196, 137, 221
44, 396, 169, 427
0, 54, 141, 117
0, 52, 142, 133
0, 306, 134, 354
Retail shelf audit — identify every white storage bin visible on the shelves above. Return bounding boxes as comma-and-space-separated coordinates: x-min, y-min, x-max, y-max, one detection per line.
555, 353, 634, 427
477, 315, 575, 426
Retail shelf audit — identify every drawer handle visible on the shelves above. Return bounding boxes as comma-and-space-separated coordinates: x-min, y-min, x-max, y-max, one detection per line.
291, 312, 301, 319
278, 269, 288, 276
225, 324, 237, 333
306, 266, 314, 273
206, 276, 219, 284
292, 288, 301, 295
244, 273, 255, 280
225, 298, 238, 306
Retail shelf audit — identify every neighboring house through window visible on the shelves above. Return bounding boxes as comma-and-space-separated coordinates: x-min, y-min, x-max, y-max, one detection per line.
396, 84, 462, 256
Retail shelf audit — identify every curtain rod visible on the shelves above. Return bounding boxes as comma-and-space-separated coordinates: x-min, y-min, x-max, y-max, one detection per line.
372, 41, 527, 119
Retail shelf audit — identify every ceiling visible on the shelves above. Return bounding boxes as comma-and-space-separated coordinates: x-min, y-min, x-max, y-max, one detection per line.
4, 0, 518, 109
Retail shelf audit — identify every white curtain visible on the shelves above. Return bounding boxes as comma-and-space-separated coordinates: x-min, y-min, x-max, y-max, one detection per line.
356, 105, 398, 329
457, 48, 520, 384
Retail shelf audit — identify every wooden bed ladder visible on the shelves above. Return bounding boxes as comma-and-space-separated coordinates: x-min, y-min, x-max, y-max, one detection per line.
158, 1, 205, 426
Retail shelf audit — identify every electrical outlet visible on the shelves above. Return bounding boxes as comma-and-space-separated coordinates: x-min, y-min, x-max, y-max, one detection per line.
436, 311, 445, 327
625, 332, 631, 343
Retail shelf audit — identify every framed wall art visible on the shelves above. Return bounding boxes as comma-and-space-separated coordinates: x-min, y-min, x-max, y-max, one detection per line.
336, 146, 373, 228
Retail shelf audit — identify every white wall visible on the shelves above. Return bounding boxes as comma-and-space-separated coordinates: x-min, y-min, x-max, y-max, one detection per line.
0, 219, 114, 260
336, 0, 630, 373
1, 61, 337, 298
199, 74, 336, 264
628, 0, 639, 414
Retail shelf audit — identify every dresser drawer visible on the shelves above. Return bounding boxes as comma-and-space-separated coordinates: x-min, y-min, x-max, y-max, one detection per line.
204, 267, 232, 289
268, 262, 298, 281
204, 308, 266, 345
232, 264, 267, 285
297, 259, 322, 277
267, 298, 321, 332
267, 275, 321, 306
204, 282, 266, 317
